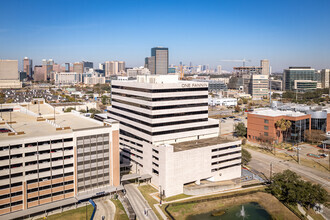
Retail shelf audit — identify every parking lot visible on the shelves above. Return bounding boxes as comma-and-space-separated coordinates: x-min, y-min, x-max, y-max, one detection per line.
217, 115, 247, 135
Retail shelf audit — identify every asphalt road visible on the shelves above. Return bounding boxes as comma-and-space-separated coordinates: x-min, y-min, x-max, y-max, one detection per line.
247, 148, 330, 190
124, 183, 158, 220
94, 199, 116, 220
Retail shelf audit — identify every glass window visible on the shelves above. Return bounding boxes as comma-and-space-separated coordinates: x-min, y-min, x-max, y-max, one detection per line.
264, 126, 269, 130
264, 119, 269, 124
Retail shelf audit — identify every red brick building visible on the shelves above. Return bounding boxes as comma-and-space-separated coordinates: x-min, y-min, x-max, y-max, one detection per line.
247, 109, 311, 143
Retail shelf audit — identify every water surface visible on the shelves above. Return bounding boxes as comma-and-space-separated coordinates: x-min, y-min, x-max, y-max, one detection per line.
187, 202, 271, 220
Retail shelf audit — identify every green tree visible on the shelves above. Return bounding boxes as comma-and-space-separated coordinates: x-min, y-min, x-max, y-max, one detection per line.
89, 108, 102, 118
275, 119, 291, 142
234, 122, 247, 137
267, 170, 328, 209
241, 148, 251, 165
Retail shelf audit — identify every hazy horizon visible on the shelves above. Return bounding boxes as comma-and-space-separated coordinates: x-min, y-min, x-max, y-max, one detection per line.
0, 0, 329, 72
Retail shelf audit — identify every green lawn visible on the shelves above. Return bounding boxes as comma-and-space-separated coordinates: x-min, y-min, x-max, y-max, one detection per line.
37, 204, 94, 220
164, 193, 192, 202
111, 199, 129, 220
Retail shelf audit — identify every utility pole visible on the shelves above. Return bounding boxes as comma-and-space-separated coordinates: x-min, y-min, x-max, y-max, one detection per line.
270, 162, 273, 181
297, 146, 300, 164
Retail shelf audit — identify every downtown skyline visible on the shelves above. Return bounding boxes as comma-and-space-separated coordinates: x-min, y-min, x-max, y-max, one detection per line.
0, 0, 329, 72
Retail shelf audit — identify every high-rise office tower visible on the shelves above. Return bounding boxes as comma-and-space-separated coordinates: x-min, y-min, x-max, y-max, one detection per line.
149, 47, 168, 75
321, 69, 330, 89
118, 61, 125, 73
98, 63, 105, 70
107, 75, 241, 196
73, 62, 84, 74
217, 65, 222, 74
41, 59, 54, 81
105, 61, 125, 76
33, 65, 46, 81
283, 67, 316, 91
82, 61, 93, 72
65, 63, 70, 72
23, 57, 33, 78
260, 59, 270, 75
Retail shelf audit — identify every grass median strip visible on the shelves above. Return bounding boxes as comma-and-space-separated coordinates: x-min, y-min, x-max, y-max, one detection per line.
111, 199, 129, 220
37, 204, 94, 220
138, 184, 163, 219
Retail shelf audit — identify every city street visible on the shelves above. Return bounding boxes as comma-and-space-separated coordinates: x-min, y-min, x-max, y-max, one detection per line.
246, 148, 330, 190
94, 199, 116, 220
124, 183, 158, 220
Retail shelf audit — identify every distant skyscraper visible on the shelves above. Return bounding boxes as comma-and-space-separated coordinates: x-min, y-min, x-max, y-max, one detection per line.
65, 63, 70, 72
151, 47, 168, 75
283, 67, 316, 91
99, 63, 105, 70
321, 69, 330, 89
34, 65, 46, 81
41, 59, 54, 81
217, 65, 222, 74
105, 61, 125, 76
23, 57, 33, 78
73, 62, 84, 73
118, 61, 125, 73
260, 59, 270, 75
82, 61, 93, 72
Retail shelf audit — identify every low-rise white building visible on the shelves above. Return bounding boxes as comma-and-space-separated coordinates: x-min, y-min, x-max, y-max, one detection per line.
55, 72, 82, 85
209, 98, 237, 107
84, 76, 106, 85
126, 67, 150, 77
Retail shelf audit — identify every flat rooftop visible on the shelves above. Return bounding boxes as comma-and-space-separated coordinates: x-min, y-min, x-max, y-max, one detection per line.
250, 108, 306, 117
172, 136, 239, 152
0, 111, 103, 141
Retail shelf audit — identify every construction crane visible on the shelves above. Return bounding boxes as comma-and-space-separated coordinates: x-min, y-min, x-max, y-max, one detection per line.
172, 65, 199, 80
220, 59, 251, 67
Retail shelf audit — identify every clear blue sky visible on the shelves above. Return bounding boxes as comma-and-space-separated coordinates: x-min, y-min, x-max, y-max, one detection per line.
0, 0, 329, 72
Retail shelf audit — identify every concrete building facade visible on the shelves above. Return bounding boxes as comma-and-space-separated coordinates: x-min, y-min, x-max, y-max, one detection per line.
321, 69, 330, 89
107, 75, 241, 196
73, 62, 83, 74
0, 60, 22, 89
55, 72, 82, 85
0, 102, 120, 219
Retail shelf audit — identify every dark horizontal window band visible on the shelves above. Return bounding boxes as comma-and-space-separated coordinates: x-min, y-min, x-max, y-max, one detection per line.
112, 85, 208, 93
111, 105, 208, 119
112, 92, 207, 102
110, 110, 208, 127
112, 98, 207, 110
120, 130, 151, 144
113, 118, 219, 136
212, 156, 242, 165
212, 163, 242, 172
212, 150, 241, 159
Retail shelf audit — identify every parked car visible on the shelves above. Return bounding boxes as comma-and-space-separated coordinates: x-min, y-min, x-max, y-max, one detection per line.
320, 153, 328, 157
